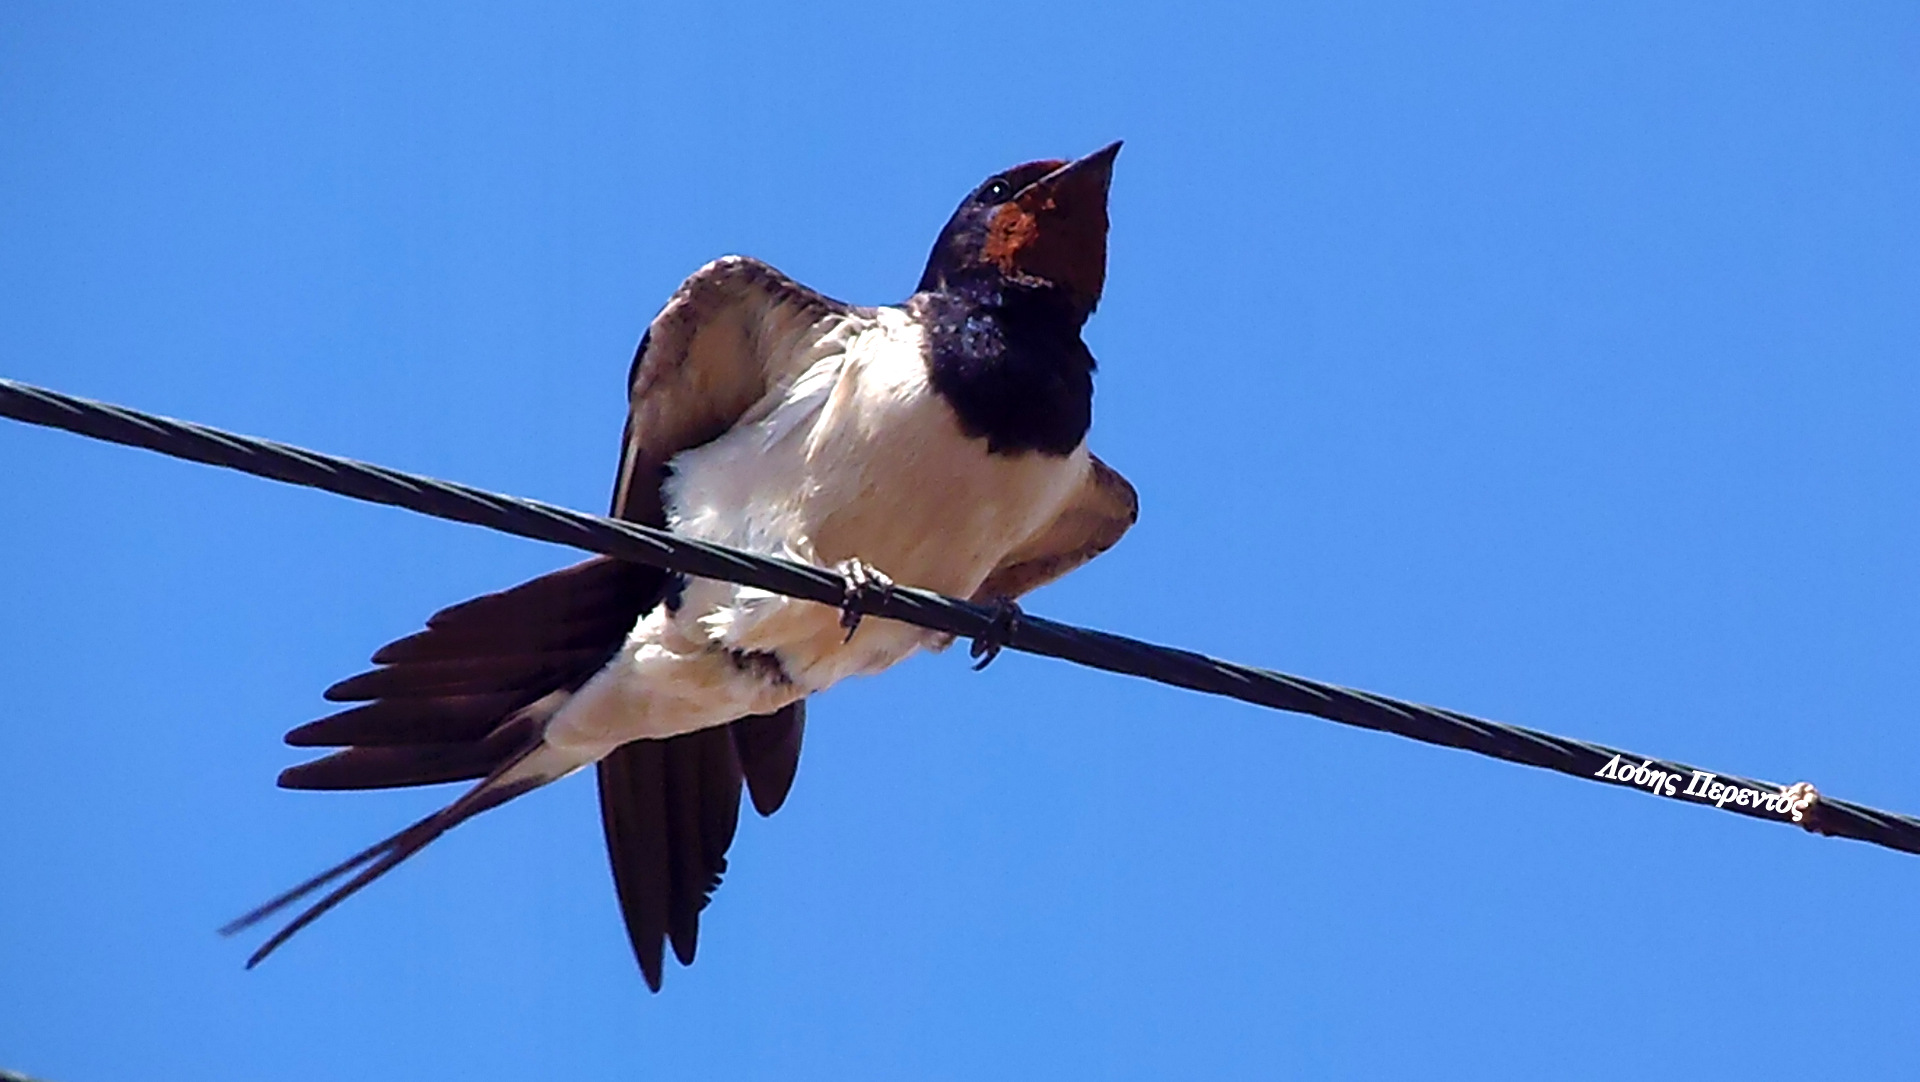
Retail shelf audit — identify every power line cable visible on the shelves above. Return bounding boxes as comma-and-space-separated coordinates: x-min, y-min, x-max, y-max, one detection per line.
4, 376, 1912, 856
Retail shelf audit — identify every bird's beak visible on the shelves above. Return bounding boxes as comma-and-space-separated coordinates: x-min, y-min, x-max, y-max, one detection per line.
986, 141, 1122, 315
1015, 141, 1122, 211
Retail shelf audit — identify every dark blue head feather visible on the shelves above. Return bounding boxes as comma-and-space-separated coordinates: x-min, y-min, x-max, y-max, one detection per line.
914, 143, 1120, 456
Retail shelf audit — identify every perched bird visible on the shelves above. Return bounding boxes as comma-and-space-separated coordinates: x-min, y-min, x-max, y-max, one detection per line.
224, 142, 1140, 991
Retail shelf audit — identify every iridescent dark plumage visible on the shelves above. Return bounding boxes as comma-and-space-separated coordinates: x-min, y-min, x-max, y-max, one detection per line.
916, 142, 1119, 456
229, 143, 1132, 993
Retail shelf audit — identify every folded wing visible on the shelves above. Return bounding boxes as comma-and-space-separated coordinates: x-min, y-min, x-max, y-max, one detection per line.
273, 257, 849, 989
974, 453, 1138, 602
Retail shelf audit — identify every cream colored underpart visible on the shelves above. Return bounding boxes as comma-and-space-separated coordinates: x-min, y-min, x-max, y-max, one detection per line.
545, 307, 1089, 755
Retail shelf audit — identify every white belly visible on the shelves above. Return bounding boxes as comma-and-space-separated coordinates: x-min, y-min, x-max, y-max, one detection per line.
545, 308, 1086, 753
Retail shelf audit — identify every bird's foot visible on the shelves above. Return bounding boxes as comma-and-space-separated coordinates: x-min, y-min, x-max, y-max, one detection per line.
835, 558, 895, 643
968, 596, 1024, 671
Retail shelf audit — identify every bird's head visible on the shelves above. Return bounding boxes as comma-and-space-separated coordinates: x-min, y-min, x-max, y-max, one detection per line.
916, 141, 1121, 323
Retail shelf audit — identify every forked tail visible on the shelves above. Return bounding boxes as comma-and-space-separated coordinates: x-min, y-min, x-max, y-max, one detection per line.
221, 739, 586, 967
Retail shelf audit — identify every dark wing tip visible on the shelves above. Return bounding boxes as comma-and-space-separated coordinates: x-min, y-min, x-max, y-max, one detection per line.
285, 694, 526, 749
598, 726, 762, 993
734, 702, 805, 817
669, 920, 699, 968
321, 673, 369, 703
276, 744, 500, 791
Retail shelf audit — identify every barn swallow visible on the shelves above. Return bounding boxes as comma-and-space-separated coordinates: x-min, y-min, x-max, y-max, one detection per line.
223, 142, 1139, 991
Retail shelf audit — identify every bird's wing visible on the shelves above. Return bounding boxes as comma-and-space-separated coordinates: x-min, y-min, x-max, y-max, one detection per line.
610, 255, 857, 526
973, 452, 1139, 601
596, 702, 803, 989
280, 555, 664, 789
270, 257, 843, 988
596, 256, 849, 989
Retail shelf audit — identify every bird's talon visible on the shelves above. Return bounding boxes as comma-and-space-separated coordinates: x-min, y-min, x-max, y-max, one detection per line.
835, 558, 894, 642
969, 597, 1023, 670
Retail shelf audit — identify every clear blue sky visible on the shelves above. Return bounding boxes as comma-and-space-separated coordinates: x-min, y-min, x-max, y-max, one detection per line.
3, 3, 1917, 1078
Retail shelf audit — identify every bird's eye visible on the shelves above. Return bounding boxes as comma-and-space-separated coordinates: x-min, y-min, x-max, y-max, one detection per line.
979, 178, 1014, 204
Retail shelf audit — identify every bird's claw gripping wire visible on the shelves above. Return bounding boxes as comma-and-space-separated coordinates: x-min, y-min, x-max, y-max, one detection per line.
969, 596, 1023, 671
835, 558, 894, 642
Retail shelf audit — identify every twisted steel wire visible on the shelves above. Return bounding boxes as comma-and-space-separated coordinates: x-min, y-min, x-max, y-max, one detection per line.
5, 375, 1917, 857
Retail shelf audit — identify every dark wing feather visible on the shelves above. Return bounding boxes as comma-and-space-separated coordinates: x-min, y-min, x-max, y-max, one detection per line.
591, 258, 844, 988
592, 700, 804, 990
278, 741, 520, 791
596, 737, 673, 989
268, 257, 837, 987
286, 695, 524, 748
237, 556, 659, 964
733, 701, 805, 816
322, 650, 617, 702
277, 556, 665, 791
